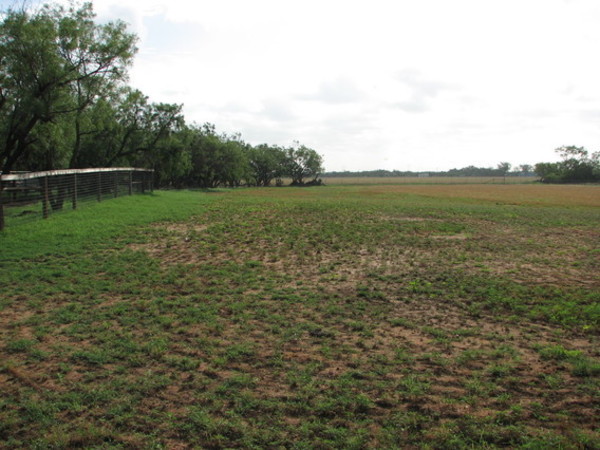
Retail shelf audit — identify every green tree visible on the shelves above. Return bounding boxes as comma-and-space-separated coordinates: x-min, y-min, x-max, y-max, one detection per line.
534, 162, 561, 183
518, 164, 533, 175
18, 113, 74, 171
536, 146, 600, 183
284, 143, 324, 185
247, 144, 286, 186
72, 87, 184, 169
108, 93, 184, 167
0, 2, 137, 173
140, 126, 192, 188
67, 96, 121, 168
188, 124, 223, 188
497, 162, 512, 175
555, 146, 598, 182
187, 124, 250, 188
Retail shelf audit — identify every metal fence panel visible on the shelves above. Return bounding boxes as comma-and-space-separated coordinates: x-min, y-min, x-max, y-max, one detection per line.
0, 168, 153, 230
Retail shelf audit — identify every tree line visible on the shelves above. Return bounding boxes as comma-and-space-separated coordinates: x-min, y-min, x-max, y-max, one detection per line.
0, 2, 324, 187
325, 163, 535, 178
534, 146, 600, 183
327, 150, 600, 184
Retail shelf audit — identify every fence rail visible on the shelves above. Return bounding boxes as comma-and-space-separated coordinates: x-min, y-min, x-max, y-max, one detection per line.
0, 168, 153, 230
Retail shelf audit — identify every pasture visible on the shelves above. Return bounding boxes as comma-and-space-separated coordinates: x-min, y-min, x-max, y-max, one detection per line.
321, 176, 539, 185
1, 184, 599, 448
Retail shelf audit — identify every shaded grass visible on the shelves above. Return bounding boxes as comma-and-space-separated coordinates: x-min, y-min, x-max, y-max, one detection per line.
0, 190, 218, 260
0, 185, 598, 448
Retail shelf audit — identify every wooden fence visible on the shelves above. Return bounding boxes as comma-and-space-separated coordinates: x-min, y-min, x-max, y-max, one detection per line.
0, 168, 153, 230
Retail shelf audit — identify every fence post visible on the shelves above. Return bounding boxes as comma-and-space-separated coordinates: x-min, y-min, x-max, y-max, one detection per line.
128, 171, 133, 195
150, 171, 154, 193
42, 176, 49, 219
0, 179, 5, 231
141, 171, 146, 194
114, 172, 118, 198
97, 172, 102, 202
72, 173, 78, 210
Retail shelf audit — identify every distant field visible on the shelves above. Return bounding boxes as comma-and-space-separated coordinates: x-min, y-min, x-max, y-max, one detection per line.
321, 176, 539, 185
330, 183, 600, 207
1, 185, 598, 448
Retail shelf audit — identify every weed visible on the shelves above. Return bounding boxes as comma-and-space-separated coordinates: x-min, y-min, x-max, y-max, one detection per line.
389, 317, 415, 328
5, 338, 37, 354
538, 344, 583, 361
537, 344, 600, 377
571, 359, 600, 377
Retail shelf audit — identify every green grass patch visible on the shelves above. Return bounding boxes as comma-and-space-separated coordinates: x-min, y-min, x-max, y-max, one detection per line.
1, 185, 598, 447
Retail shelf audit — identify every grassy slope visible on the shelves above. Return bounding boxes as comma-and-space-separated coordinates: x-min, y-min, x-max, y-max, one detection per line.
0, 186, 598, 448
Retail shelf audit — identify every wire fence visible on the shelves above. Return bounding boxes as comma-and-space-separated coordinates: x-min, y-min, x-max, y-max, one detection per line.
0, 168, 153, 230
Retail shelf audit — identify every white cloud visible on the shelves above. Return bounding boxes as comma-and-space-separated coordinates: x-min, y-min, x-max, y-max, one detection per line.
78, 0, 600, 169
305, 77, 365, 104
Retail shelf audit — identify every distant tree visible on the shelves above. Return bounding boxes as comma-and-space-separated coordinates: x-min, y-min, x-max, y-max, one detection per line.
535, 146, 599, 183
518, 164, 533, 175
497, 162, 512, 175
534, 162, 561, 183
284, 143, 324, 185
556, 145, 588, 160
219, 135, 250, 187
143, 126, 192, 188
187, 124, 250, 188
554, 146, 598, 182
496, 162, 511, 183
447, 166, 497, 177
247, 144, 286, 186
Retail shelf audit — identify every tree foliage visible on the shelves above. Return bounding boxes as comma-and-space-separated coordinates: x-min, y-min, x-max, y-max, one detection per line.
0, 2, 325, 188
497, 162, 512, 175
247, 144, 286, 187
535, 146, 600, 183
0, 2, 137, 173
185, 124, 248, 188
284, 143, 324, 185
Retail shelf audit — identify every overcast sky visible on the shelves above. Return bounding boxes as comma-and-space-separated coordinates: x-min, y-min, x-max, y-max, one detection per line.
10, 0, 600, 171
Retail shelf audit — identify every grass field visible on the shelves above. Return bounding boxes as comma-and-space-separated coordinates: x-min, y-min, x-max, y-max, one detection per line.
1, 184, 599, 448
